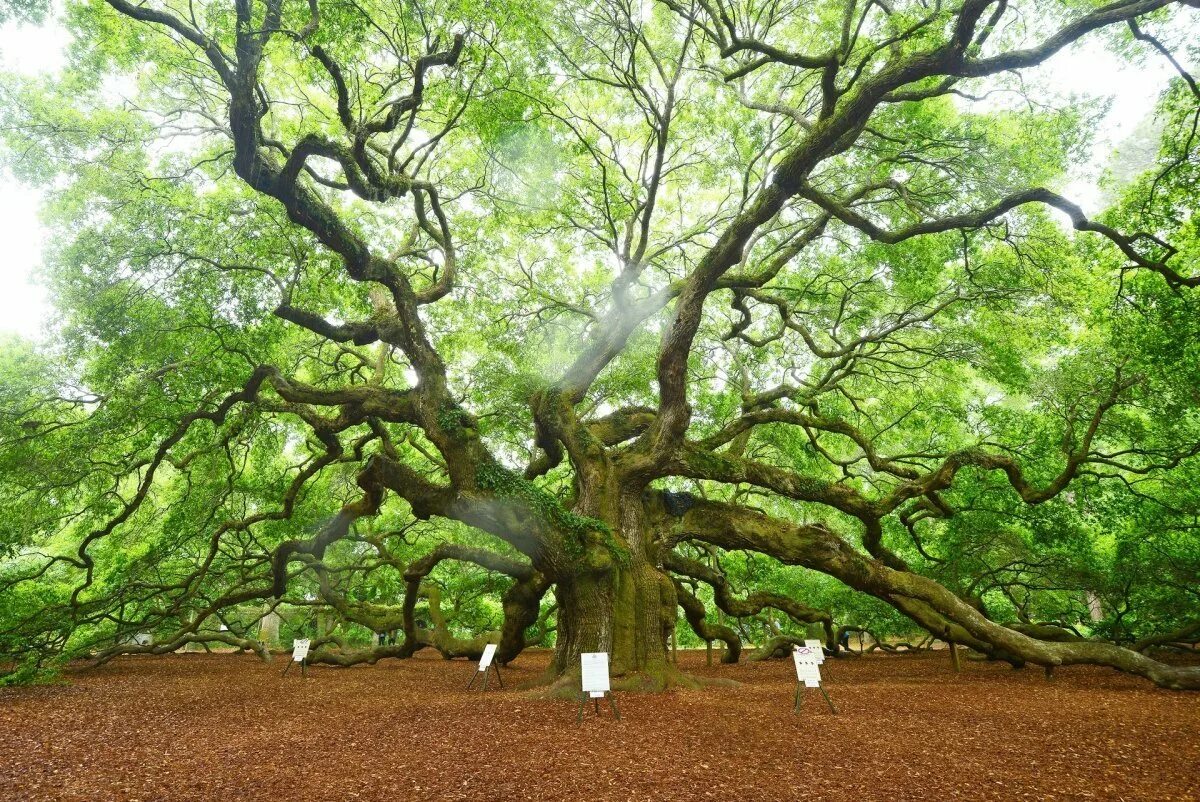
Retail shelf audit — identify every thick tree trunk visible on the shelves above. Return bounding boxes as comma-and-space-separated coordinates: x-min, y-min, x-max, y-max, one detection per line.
549, 491, 678, 688
550, 561, 677, 685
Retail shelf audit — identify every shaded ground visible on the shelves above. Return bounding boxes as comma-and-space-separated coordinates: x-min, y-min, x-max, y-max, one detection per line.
2, 649, 1199, 801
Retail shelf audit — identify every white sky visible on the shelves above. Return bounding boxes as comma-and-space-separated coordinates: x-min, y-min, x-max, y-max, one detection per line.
0, 13, 68, 341
0, 11, 1190, 342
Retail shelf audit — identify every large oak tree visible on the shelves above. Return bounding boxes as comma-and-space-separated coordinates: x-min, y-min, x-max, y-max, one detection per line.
2, 0, 1199, 689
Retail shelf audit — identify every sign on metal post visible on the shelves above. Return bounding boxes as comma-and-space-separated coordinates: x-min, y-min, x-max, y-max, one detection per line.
793, 650, 822, 687
581, 652, 610, 693
283, 638, 311, 678
792, 645, 836, 714
467, 643, 503, 691
577, 652, 620, 722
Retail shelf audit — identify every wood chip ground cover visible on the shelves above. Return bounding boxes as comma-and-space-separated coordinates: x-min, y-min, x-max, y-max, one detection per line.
1, 650, 1198, 801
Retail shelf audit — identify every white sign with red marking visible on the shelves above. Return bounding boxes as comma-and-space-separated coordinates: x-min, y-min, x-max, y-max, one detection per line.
793, 645, 823, 688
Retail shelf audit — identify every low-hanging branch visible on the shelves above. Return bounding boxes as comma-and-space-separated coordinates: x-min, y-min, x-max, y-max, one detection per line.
664, 551, 836, 650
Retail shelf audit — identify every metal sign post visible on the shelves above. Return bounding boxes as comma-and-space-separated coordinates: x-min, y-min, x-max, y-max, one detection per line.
793, 645, 836, 714
467, 643, 503, 691
282, 638, 310, 678
576, 652, 620, 723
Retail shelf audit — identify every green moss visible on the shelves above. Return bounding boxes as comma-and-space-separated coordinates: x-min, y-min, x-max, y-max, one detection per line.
476, 463, 602, 534
436, 405, 479, 438
599, 528, 632, 566
437, 405, 466, 433
791, 475, 832, 496
572, 420, 605, 457
689, 449, 734, 477
475, 462, 632, 564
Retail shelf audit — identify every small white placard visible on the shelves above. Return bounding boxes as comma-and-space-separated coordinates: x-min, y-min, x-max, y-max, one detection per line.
581, 652, 611, 694
292, 638, 310, 662
793, 645, 822, 687
800, 666, 822, 688
478, 643, 498, 671
804, 639, 825, 664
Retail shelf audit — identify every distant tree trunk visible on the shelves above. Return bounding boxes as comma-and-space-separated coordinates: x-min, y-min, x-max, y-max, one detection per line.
259, 607, 280, 647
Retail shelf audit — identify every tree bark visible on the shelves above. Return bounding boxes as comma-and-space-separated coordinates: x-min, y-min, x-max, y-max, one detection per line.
548, 492, 678, 687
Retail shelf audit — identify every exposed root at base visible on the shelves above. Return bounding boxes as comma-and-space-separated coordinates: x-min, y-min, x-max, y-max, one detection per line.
517, 665, 738, 699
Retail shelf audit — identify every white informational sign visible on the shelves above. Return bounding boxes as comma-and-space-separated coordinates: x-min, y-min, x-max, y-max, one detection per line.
581, 652, 611, 695
793, 645, 822, 688
292, 638, 311, 662
804, 638, 825, 664
478, 643, 498, 671
798, 665, 822, 688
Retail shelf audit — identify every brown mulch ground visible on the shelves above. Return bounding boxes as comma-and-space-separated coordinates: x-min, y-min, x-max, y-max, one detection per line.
2, 649, 1199, 801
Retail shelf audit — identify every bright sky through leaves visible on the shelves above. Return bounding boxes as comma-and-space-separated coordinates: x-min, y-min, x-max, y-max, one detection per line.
0, 9, 1186, 341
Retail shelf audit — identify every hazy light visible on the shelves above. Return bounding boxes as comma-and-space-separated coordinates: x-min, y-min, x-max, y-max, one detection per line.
0, 178, 50, 340
0, 10, 68, 341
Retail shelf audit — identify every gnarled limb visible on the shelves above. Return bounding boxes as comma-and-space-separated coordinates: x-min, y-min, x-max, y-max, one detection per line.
402, 543, 542, 662
663, 498, 1200, 689
671, 578, 741, 663
664, 551, 835, 652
